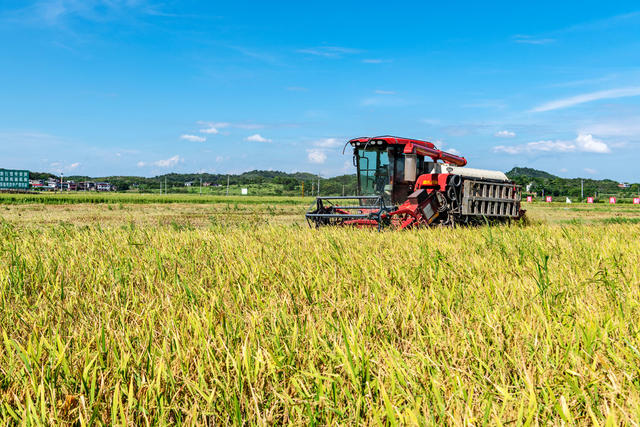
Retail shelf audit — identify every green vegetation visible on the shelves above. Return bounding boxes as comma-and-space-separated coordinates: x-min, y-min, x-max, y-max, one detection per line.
38, 170, 358, 196
506, 167, 558, 180
507, 167, 639, 200
0, 200, 639, 424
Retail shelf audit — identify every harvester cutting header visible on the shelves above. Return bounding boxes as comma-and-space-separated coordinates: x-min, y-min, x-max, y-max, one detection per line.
306, 135, 523, 229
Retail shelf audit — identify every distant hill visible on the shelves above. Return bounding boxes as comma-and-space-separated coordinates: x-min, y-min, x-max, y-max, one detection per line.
506, 167, 557, 180
505, 167, 638, 199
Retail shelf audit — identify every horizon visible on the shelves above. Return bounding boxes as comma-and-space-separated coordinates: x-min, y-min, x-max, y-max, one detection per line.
22, 165, 634, 184
1, 1, 640, 181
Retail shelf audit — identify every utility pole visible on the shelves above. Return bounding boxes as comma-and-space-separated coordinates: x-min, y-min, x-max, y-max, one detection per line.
301, 181, 304, 197
226, 175, 230, 196
60, 172, 64, 192
311, 182, 314, 196
317, 176, 320, 196
199, 177, 202, 196
342, 184, 345, 196
581, 179, 584, 201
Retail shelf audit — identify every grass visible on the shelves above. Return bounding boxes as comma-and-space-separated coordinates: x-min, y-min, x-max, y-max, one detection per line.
0, 199, 639, 424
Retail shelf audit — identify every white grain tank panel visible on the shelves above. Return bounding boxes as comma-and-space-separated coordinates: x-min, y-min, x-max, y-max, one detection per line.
430, 163, 509, 182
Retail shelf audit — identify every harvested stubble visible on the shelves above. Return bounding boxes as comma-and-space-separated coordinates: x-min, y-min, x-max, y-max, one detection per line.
0, 193, 314, 206
0, 221, 639, 424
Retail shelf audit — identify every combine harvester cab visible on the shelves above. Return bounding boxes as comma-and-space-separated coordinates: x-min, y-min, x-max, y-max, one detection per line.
306, 135, 523, 229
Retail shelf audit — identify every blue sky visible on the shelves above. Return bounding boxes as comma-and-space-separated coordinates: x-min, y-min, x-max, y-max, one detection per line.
1, 1, 640, 180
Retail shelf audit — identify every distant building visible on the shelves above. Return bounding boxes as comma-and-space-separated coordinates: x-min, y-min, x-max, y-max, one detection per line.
77, 181, 96, 191
184, 181, 194, 187
0, 169, 29, 190
618, 182, 630, 188
96, 182, 114, 191
47, 178, 58, 189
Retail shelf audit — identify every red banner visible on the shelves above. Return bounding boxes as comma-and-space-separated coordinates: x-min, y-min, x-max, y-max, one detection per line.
546, 196, 552, 203
609, 197, 616, 204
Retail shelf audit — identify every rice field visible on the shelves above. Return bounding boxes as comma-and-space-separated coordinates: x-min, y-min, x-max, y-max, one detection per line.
1, 197, 639, 424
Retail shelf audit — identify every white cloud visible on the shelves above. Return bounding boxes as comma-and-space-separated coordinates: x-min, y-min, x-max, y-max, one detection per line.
313, 138, 342, 148
198, 121, 230, 129
199, 126, 219, 134
11, 0, 176, 26
584, 168, 598, 174
307, 149, 327, 164
531, 87, 640, 112
49, 161, 81, 172
197, 121, 263, 130
181, 134, 206, 142
296, 46, 360, 58
362, 59, 389, 64
361, 98, 381, 106
286, 86, 308, 92
447, 148, 461, 155
494, 133, 610, 154
301, 138, 344, 165
154, 155, 182, 168
494, 130, 516, 138
581, 119, 640, 137
246, 134, 271, 143
513, 35, 555, 45
236, 124, 263, 130
575, 133, 610, 153
137, 161, 146, 167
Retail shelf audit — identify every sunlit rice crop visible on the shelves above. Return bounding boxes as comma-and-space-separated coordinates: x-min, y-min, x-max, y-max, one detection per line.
0, 210, 639, 424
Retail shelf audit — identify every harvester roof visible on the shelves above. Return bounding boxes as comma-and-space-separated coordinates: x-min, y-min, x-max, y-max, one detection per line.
348, 135, 435, 149
348, 135, 467, 167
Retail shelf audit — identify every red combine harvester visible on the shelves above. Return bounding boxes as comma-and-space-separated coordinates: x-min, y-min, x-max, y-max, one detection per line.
306, 136, 523, 229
